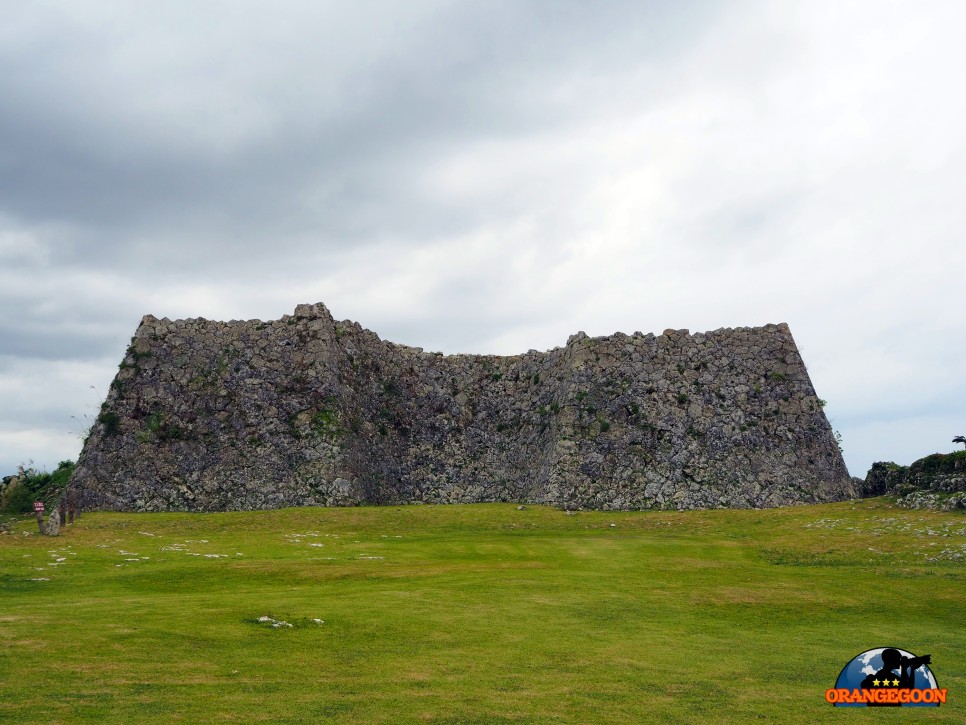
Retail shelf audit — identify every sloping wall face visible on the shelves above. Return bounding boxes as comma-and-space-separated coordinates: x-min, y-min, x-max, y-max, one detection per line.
70, 303, 854, 511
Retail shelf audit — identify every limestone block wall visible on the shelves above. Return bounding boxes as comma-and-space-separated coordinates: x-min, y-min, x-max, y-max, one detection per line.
69, 303, 855, 511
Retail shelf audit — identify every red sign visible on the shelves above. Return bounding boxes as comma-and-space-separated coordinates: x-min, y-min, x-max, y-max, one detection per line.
33, 501, 44, 512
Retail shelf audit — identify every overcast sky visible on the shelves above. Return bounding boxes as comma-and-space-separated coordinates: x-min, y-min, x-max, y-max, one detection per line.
1, 0, 963, 479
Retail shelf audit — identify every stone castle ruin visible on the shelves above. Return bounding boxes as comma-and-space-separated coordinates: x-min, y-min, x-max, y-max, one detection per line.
69, 303, 854, 511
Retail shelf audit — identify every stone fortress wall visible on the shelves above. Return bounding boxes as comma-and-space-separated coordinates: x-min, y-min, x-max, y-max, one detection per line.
69, 303, 855, 511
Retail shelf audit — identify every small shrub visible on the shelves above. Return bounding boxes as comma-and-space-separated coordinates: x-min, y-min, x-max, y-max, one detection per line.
142, 412, 187, 442
146, 413, 163, 434
98, 411, 120, 436
49, 461, 75, 487
3, 482, 34, 513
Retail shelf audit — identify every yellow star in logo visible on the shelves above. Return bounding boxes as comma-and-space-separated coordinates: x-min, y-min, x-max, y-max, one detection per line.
872, 679, 881, 686
892, 679, 900, 687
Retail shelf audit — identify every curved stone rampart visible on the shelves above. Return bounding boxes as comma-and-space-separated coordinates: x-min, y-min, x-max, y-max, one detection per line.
69, 303, 854, 511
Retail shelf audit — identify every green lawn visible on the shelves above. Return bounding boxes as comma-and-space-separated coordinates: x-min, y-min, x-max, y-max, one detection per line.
1, 500, 963, 723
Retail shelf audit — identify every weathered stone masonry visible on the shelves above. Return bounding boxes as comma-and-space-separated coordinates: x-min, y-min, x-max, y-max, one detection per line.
69, 303, 855, 511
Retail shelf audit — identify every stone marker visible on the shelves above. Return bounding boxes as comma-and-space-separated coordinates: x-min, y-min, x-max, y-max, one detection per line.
44, 509, 60, 536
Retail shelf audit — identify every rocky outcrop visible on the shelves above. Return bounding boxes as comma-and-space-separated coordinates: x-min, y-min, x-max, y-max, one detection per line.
896, 490, 966, 511
861, 462, 910, 498
863, 452, 966, 510
69, 303, 854, 512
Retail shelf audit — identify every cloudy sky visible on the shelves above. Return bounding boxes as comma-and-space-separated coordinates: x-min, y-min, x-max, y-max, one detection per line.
1, 0, 963, 479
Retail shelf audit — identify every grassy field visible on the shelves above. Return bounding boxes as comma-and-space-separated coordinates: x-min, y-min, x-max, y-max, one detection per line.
0, 499, 963, 723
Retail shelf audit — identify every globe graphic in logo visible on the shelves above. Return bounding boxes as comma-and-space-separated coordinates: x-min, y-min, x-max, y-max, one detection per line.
833, 648, 940, 707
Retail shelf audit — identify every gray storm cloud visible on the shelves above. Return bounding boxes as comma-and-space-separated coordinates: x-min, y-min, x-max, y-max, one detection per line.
0, 0, 963, 476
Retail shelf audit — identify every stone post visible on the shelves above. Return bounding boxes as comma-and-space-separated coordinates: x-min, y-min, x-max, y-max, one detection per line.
44, 508, 60, 536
